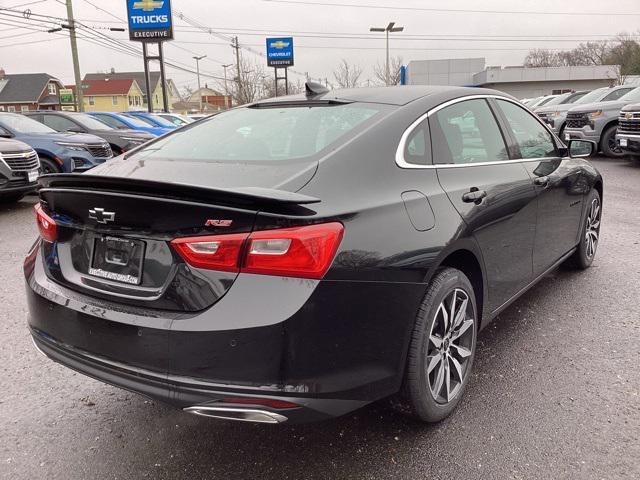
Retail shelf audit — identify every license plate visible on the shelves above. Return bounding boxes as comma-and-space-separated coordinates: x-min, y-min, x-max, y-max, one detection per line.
89, 236, 145, 285
620, 138, 628, 147
28, 170, 38, 183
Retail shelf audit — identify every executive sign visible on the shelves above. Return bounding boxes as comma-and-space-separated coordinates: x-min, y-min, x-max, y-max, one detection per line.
266, 37, 294, 67
126, 0, 173, 41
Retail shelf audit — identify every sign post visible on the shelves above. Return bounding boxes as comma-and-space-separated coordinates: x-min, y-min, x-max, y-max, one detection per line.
126, 0, 173, 112
266, 37, 294, 97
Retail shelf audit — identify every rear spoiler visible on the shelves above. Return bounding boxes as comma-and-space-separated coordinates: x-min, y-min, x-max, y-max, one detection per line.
38, 174, 320, 209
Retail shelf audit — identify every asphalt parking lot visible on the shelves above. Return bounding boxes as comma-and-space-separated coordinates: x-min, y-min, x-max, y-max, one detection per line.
1, 157, 639, 480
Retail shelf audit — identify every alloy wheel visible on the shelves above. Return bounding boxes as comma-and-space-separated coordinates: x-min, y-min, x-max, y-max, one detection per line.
585, 197, 600, 259
426, 288, 475, 404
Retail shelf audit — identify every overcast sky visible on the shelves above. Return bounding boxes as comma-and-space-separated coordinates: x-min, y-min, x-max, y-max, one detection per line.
1, 0, 640, 93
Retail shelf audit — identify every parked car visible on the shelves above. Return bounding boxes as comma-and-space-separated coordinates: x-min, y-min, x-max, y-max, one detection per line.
0, 138, 39, 203
0, 113, 112, 173
533, 90, 588, 113
564, 85, 640, 157
529, 94, 559, 109
27, 84, 602, 425
537, 86, 637, 140
615, 103, 640, 158
87, 112, 171, 137
156, 113, 193, 127
124, 111, 178, 130
24, 111, 154, 155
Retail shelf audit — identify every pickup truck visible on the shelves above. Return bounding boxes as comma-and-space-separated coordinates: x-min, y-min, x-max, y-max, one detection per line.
616, 103, 640, 159
564, 86, 640, 157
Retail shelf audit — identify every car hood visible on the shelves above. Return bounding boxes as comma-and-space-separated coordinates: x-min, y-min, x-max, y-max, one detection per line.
86, 154, 318, 192
0, 137, 33, 153
17, 131, 107, 144
620, 102, 640, 112
568, 100, 628, 113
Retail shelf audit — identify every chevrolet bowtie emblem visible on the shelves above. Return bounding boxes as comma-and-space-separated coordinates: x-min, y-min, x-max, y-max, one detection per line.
625, 112, 633, 119
133, 0, 164, 11
270, 41, 290, 49
89, 208, 116, 224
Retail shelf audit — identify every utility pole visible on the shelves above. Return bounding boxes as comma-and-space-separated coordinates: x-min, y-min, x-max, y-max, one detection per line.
232, 36, 242, 104
222, 63, 232, 109
193, 55, 206, 112
65, 0, 83, 111
369, 22, 404, 86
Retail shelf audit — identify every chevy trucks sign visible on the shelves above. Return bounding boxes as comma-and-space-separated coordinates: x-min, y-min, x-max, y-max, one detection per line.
266, 37, 294, 67
126, 0, 173, 41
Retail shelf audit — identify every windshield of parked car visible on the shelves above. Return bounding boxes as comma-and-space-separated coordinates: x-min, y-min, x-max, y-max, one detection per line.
618, 87, 640, 102
561, 91, 588, 104
130, 103, 385, 162
74, 113, 113, 131
110, 114, 151, 128
0, 113, 56, 134
540, 93, 570, 107
572, 88, 608, 105
160, 114, 188, 126
536, 96, 558, 107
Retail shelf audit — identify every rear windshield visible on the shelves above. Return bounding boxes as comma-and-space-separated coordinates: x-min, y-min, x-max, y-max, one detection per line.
131, 103, 384, 162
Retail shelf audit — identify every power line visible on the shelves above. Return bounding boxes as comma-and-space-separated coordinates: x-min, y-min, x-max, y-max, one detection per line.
262, 0, 640, 16
0, 36, 66, 48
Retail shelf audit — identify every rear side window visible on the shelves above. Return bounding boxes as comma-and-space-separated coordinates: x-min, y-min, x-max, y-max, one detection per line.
404, 119, 431, 165
42, 115, 77, 132
430, 99, 509, 164
94, 115, 124, 129
133, 104, 384, 162
496, 99, 556, 159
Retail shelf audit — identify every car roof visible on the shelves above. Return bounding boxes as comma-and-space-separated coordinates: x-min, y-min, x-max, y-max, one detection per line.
250, 85, 508, 107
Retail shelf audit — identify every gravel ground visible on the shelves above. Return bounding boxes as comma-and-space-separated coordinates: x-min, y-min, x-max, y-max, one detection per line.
1, 157, 639, 480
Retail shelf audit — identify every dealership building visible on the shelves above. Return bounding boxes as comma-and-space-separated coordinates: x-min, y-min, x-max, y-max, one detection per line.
406, 57, 620, 98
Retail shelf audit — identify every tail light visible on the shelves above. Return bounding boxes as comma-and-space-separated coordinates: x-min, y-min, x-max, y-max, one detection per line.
171, 222, 344, 279
34, 203, 57, 242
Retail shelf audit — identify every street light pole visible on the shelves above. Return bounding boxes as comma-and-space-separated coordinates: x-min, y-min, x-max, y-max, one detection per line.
369, 22, 404, 86
222, 63, 232, 109
192, 55, 206, 112
65, 0, 83, 111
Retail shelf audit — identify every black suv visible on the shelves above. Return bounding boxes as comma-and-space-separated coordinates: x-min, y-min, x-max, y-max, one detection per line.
0, 137, 39, 203
24, 111, 154, 155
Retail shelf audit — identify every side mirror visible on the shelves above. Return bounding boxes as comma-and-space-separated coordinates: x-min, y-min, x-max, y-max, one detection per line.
568, 139, 596, 158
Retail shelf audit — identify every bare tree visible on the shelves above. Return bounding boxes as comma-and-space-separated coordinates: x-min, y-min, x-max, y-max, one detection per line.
373, 56, 403, 85
180, 85, 194, 101
221, 53, 268, 106
524, 49, 561, 68
333, 59, 363, 88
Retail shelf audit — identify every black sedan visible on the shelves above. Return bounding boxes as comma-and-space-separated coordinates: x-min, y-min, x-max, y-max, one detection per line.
23, 111, 154, 155
25, 84, 603, 424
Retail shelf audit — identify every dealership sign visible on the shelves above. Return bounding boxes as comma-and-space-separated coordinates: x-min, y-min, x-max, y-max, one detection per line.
59, 88, 74, 104
126, 0, 173, 41
266, 37, 294, 67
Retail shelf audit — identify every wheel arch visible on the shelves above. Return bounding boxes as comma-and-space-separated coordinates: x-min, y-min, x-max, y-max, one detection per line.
424, 241, 488, 330
599, 119, 619, 149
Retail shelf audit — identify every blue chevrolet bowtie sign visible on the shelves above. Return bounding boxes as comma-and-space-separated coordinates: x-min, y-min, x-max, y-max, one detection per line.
126, 0, 173, 41
266, 37, 294, 67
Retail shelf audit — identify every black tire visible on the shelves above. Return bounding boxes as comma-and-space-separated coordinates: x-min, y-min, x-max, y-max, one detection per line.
566, 188, 601, 270
399, 267, 478, 422
39, 156, 61, 174
600, 125, 623, 158
0, 193, 24, 203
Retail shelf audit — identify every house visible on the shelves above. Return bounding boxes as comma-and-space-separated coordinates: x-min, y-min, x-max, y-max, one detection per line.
187, 85, 231, 110
78, 79, 145, 112
0, 69, 65, 112
84, 70, 179, 111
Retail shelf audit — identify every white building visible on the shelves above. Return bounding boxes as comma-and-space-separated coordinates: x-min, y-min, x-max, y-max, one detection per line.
406, 58, 621, 98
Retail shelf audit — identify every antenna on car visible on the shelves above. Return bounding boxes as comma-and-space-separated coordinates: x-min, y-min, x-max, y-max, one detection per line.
305, 81, 329, 97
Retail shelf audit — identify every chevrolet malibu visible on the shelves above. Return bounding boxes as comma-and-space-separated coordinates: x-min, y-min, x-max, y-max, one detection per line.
26, 84, 603, 424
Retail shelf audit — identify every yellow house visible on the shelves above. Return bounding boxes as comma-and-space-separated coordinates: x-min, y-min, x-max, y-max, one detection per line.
80, 78, 144, 112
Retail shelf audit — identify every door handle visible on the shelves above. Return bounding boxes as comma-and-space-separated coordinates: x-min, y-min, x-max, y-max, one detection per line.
462, 189, 487, 204
534, 176, 549, 187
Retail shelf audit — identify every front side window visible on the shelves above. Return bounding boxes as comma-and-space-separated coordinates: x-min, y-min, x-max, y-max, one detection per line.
602, 87, 635, 102
496, 99, 556, 159
131, 103, 384, 162
430, 99, 509, 164
43, 115, 79, 132
93, 114, 124, 129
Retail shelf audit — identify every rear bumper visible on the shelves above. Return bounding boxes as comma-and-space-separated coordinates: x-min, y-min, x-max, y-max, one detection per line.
25, 245, 425, 423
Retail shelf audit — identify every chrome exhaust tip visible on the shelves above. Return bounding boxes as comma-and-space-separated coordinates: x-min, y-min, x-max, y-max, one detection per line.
183, 406, 288, 424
